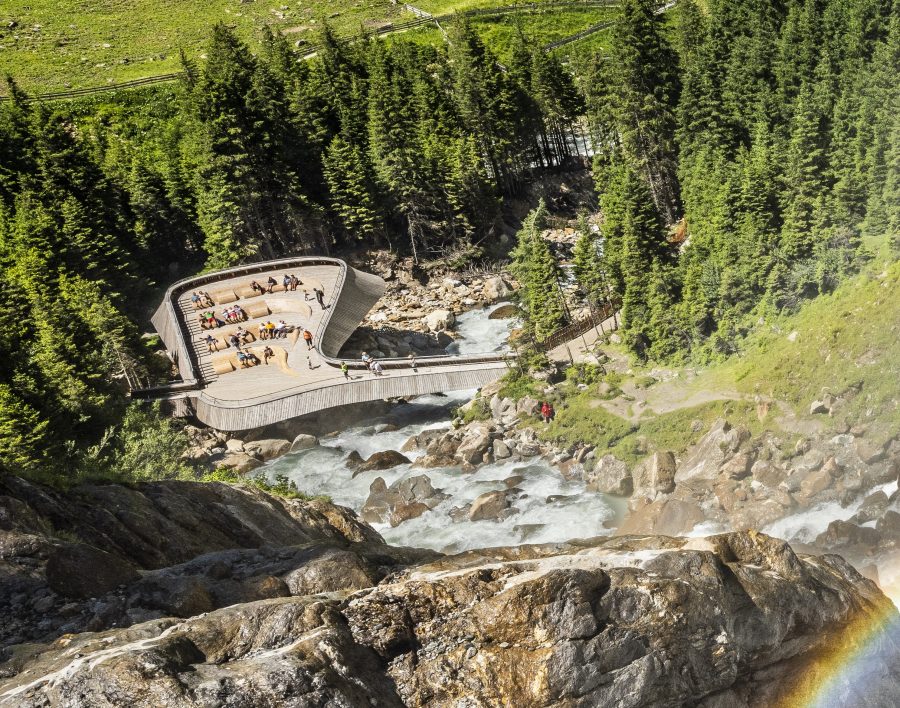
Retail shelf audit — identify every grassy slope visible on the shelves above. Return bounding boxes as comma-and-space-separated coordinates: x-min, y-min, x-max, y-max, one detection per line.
543, 260, 900, 459
0, 0, 618, 93
0, 0, 408, 93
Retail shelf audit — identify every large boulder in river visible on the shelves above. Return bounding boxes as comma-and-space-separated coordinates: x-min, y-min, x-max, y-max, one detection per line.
468, 490, 515, 522
455, 424, 494, 465
290, 433, 318, 451
7, 532, 899, 708
361, 475, 448, 527
356, 450, 412, 473
243, 438, 291, 461
488, 303, 518, 319
423, 309, 455, 332
585, 454, 633, 496
482, 275, 511, 301
632, 451, 676, 499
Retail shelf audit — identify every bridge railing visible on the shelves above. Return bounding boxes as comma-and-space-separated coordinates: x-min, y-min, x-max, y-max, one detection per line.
536, 299, 618, 351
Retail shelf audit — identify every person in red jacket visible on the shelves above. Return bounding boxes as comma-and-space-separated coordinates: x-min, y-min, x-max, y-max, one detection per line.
541, 401, 552, 424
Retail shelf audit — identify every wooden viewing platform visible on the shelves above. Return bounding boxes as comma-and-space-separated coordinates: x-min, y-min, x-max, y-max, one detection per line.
141, 257, 514, 431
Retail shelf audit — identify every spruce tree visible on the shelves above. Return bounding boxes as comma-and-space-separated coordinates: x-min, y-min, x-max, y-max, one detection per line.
510, 201, 567, 339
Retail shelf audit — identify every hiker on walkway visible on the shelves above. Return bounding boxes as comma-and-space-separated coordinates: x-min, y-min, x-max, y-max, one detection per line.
341, 362, 349, 380
372, 360, 383, 376
266, 276, 277, 294
263, 346, 274, 365
315, 287, 326, 310
303, 328, 314, 350
203, 334, 218, 352
408, 354, 418, 372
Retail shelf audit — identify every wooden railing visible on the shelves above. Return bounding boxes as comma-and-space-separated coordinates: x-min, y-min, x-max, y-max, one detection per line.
537, 299, 618, 351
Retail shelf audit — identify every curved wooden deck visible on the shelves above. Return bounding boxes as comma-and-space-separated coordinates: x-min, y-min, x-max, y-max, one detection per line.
144, 257, 513, 431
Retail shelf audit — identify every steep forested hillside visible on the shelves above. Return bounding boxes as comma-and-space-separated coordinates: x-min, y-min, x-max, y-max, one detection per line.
0, 0, 896, 481
572, 0, 898, 360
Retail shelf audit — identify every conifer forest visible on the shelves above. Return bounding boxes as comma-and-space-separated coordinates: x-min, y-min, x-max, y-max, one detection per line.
0, 0, 896, 479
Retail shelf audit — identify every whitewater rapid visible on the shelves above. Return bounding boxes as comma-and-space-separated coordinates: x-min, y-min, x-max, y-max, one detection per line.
262, 303, 900, 607
263, 303, 620, 553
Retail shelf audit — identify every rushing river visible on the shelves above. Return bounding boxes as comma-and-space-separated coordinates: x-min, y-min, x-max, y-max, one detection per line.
263, 303, 621, 553
262, 304, 899, 606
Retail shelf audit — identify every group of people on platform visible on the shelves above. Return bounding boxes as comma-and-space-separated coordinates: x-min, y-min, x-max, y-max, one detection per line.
249, 273, 305, 296
190, 291, 214, 309
198, 305, 247, 330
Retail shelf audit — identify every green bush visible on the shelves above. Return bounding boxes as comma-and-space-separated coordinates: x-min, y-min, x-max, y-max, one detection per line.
201, 468, 330, 503
565, 362, 606, 386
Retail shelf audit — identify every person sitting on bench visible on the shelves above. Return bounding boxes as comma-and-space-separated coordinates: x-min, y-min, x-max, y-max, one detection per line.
266, 276, 277, 294
289, 274, 301, 291
191, 292, 202, 309
235, 326, 251, 343
250, 280, 265, 295
283, 274, 292, 292
203, 334, 218, 352
199, 291, 214, 307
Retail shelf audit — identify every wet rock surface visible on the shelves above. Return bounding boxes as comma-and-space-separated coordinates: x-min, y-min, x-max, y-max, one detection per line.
0, 476, 433, 651
2, 528, 898, 708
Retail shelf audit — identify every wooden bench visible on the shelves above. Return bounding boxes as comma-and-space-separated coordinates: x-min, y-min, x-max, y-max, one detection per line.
244, 302, 271, 319
211, 345, 275, 375
209, 289, 239, 305
268, 299, 313, 318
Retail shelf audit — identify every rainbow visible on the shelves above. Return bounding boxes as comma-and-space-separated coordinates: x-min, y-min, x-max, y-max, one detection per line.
776, 598, 900, 707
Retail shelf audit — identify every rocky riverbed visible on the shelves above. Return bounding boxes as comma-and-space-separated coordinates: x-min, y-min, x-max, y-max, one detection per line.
2, 473, 899, 707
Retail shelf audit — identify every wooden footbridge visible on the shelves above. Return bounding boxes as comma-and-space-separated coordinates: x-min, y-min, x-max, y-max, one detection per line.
139, 257, 515, 431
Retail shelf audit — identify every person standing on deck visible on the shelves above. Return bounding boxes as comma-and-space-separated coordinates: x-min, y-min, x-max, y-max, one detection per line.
303, 328, 314, 350
263, 346, 274, 365
315, 288, 326, 310
341, 362, 350, 379
408, 354, 417, 372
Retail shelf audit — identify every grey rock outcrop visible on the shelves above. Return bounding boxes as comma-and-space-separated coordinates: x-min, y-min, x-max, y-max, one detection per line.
360, 475, 448, 527
585, 454, 633, 496
3, 532, 898, 708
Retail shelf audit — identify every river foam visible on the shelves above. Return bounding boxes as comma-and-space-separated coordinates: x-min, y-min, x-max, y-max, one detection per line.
263, 303, 618, 554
